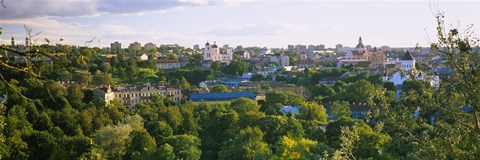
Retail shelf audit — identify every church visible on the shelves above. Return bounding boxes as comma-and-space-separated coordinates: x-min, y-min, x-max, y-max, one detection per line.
382, 51, 439, 87
202, 41, 233, 65
337, 37, 387, 69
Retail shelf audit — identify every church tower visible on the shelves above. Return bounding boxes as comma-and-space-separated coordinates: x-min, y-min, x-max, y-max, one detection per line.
355, 37, 365, 53
401, 50, 415, 71
25, 37, 30, 48
11, 36, 15, 46
203, 41, 211, 61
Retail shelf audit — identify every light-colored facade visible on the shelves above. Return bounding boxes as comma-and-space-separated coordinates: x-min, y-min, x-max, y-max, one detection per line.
95, 83, 182, 108
337, 37, 386, 67
137, 54, 148, 61
383, 51, 439, 87
270, 55, 290, 66
203, 41, 233, 64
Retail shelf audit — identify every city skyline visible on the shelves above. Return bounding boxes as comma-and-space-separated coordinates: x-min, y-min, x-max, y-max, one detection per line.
1, 0, 479, 48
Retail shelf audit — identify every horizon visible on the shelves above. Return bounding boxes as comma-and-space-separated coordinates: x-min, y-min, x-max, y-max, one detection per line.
1, 0, 479, 49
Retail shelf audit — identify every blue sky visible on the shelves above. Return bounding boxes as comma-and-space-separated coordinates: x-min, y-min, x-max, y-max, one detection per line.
1, 0, 479, 49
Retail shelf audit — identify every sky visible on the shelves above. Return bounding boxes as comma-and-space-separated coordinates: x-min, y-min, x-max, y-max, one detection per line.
0, 0, 479, 49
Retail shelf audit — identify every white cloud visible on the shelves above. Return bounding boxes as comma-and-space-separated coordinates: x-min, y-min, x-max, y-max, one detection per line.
0, 0, 254, 19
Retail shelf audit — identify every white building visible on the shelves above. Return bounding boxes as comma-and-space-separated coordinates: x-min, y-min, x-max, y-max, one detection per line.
203, 41, 233, 64
136, 53, 148, 61
383, 51, 439, 87
95, 83, 182, 109
270, 55, 290, 66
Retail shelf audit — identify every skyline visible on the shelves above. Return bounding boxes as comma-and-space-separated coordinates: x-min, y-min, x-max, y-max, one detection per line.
1, 0, 479, 49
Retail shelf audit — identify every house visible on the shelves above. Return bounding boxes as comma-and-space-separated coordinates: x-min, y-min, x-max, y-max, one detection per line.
190, 92, 255, 102
156, 60, 181, 69
136, 53, 148, 61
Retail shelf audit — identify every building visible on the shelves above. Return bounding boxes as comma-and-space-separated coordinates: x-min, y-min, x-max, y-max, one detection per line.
335, 44, 343, 51
144, 42, 157, 51
269, 55, 289, 66
202, 41, 233, 64
93, 85, 115, 105
111, 41, 122, 52
193, 44, 200, 50
129, 42, 142, 51
156, 60, 181, 69
95, 83, 182, 108
383, 51, 439, 87
337, 37, 386, 68
190, 92, 255, 102
136, 54, 148, 61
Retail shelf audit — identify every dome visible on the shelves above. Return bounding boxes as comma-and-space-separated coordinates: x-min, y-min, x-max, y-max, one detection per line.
205, 41, 210, 46
212, 44, 218, 48
355, 37, 364, 49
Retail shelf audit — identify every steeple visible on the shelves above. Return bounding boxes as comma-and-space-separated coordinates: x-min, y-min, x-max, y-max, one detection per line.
11, 36, 14, 46
355, 37, 364, 49
25, 37, 29, 47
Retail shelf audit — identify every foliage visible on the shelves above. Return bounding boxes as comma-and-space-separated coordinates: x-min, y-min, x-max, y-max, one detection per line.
210, 84, 228, 92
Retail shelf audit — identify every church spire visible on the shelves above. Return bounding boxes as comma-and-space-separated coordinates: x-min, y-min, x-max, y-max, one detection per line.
11, 36, 14, 46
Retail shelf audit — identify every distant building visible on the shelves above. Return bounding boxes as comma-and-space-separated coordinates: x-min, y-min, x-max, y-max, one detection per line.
337, 37, 386, 68
156, 60, 181, 69
129, 42, 142, 51
95, 83, 182, 108
318, 44, 326, 50
203, 41, 233, 64
111, 41, 122, 52
136, 54, 148, 61
335, 44, 343, 51
144, 42, 157, 51
383, 51, 439, 87
193, 44, 200, 50
287, 45, 295, 51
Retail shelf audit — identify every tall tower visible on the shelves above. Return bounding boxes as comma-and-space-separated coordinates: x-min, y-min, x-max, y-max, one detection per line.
355, 37, 365, 53
25, 37, 29, 48
11, 36, 15, 46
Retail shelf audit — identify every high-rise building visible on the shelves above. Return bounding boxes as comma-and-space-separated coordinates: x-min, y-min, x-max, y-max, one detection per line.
318, 44, 325, 50
144, 42, 157, 51
193, 44, 200, 50
335, 44, 343, 51
111, 41, 122, 52
129, 42, 142, 51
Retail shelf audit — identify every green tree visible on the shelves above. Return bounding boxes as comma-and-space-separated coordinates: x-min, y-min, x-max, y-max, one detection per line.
165, 134, 202, 160
125, 130, 156, 160
297, 102, 327, 124
210, 61, 221, 72
210, 85, 228, 92
330, 101, 351, 119
218, 127, 271, 160
94, 123, 133, 159
67, 85, 85, 108
222, 61, 249, 76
